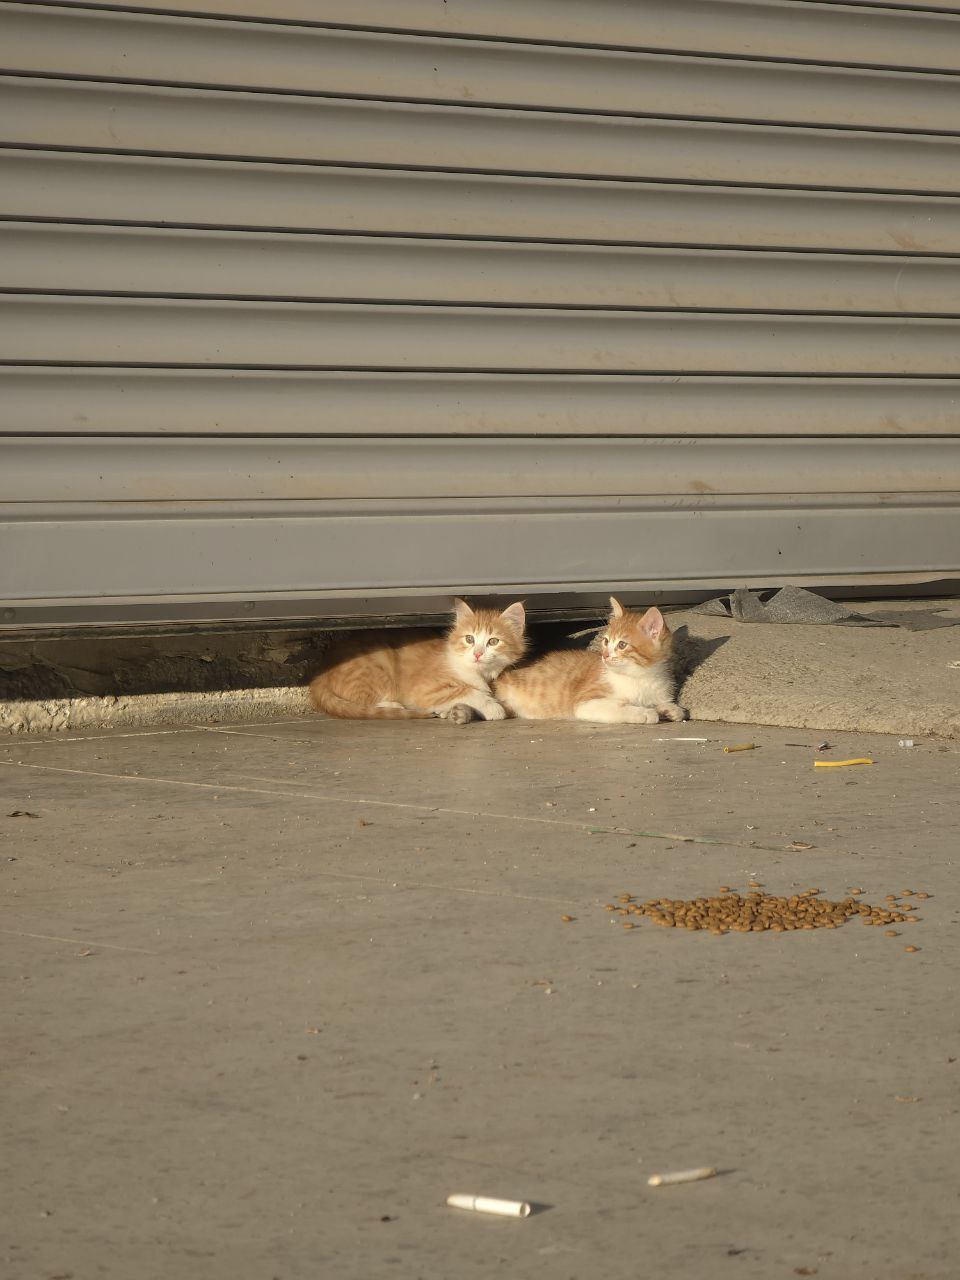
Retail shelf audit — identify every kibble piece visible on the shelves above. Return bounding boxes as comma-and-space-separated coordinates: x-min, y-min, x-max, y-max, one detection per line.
560, 914, 574, 923
916, 892, 930, 900
604, 904, 616, 911
719, 886, 732, 893
622, 921, 637, 930
884, 930, 899, 937
905, 945, 919, 953
900, 890, 914, 897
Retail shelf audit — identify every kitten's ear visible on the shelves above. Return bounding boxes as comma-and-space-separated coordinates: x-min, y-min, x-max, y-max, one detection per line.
609, 596, 625, 618
452, 597, 474, 624
499, 601, 526, 632
639, 606, 667, 643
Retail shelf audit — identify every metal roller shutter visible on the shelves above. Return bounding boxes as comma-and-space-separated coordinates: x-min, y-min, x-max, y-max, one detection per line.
1, 0, 958, 630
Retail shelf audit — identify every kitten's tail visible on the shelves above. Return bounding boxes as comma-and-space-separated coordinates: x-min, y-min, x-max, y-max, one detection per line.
309, 682, 435, 720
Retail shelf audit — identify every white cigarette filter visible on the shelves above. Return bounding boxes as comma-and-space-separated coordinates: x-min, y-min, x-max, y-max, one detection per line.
446, 1194, 532, 1218
647, 1167, 717, 1187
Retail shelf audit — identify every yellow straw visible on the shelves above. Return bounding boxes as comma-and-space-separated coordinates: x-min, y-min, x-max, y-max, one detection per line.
813, 758, 874, 768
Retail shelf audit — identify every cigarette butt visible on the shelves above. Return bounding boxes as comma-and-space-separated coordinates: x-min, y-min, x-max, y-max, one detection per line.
723, 743, 757, 753
647, 1167, 717, 1187
446, 1194, 531, 1218
655, 737, 710, 742
813, 758, 874, 768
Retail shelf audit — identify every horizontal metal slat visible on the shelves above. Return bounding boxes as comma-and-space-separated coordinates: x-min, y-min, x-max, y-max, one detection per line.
5, 151, 960, 253
4, 224, 960, 313
3, 498, 958, 603
4, 368, 960, 437
4, 77, 959, 193
3, 436, 957, 502
4, 6, 960, 132
5, 296, 960, 374
4, 573, 952, 633
36, 0, 960, 72
1, 368, 958, 437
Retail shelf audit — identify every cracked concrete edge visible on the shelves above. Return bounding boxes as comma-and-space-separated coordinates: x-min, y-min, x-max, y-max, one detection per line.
0, 687, 311, 735
3, 686, 956, 739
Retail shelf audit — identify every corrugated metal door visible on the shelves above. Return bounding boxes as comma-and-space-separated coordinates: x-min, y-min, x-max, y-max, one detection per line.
2, 0, 958, 630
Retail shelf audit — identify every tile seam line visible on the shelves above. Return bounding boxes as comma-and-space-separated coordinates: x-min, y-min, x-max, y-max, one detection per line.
0, 927, 156, 953
1, 757, 818, 854
0, 718, 306, 745
2, 725, 211, 745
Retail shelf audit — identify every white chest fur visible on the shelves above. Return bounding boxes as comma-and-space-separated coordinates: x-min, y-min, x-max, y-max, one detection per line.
446, 649, 504, 691
603, 662, 674, 708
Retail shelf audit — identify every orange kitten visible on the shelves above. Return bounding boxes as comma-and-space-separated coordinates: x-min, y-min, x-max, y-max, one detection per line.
495, 598, 684, 724
310, 599, 526, 723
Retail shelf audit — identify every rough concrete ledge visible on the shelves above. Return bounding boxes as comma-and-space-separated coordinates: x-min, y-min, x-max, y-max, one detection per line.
670, 599, 960, 740
0, 687, 310, 735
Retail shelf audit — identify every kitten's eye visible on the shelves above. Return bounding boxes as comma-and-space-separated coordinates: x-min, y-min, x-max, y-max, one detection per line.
617, 640, 628, 650
487, 637, 500, 646
464, 634, 474, 645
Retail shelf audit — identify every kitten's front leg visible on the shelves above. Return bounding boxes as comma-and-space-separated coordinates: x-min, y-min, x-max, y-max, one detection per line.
656, 703, 686, 722
476, 697, 507, 721
464, 693, 508, 721
575, 698, 658, 725
442, 703, 477, 725
438, 690, 507, 722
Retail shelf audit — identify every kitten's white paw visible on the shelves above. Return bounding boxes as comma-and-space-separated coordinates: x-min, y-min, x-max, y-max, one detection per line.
657, 703, 686, 722
479, 700, 508, 721
444, 703, 476, 725
627, 705, 659, 725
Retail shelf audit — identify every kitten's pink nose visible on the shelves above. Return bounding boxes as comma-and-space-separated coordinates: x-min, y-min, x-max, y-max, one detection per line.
473, 650, 483, 660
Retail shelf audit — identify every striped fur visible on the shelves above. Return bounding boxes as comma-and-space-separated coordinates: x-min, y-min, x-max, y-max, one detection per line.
495, 599, 684, 724
310, 599, 526, 722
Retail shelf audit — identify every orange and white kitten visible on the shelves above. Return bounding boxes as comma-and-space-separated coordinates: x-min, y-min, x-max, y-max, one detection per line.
310, 598, 526, 723
495, 598, 684, 724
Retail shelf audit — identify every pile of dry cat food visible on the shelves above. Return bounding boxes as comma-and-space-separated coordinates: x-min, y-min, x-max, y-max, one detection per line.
604, 887, 929, 937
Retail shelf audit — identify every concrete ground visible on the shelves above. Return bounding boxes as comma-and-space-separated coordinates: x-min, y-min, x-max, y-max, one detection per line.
2, 715, 959, 1280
